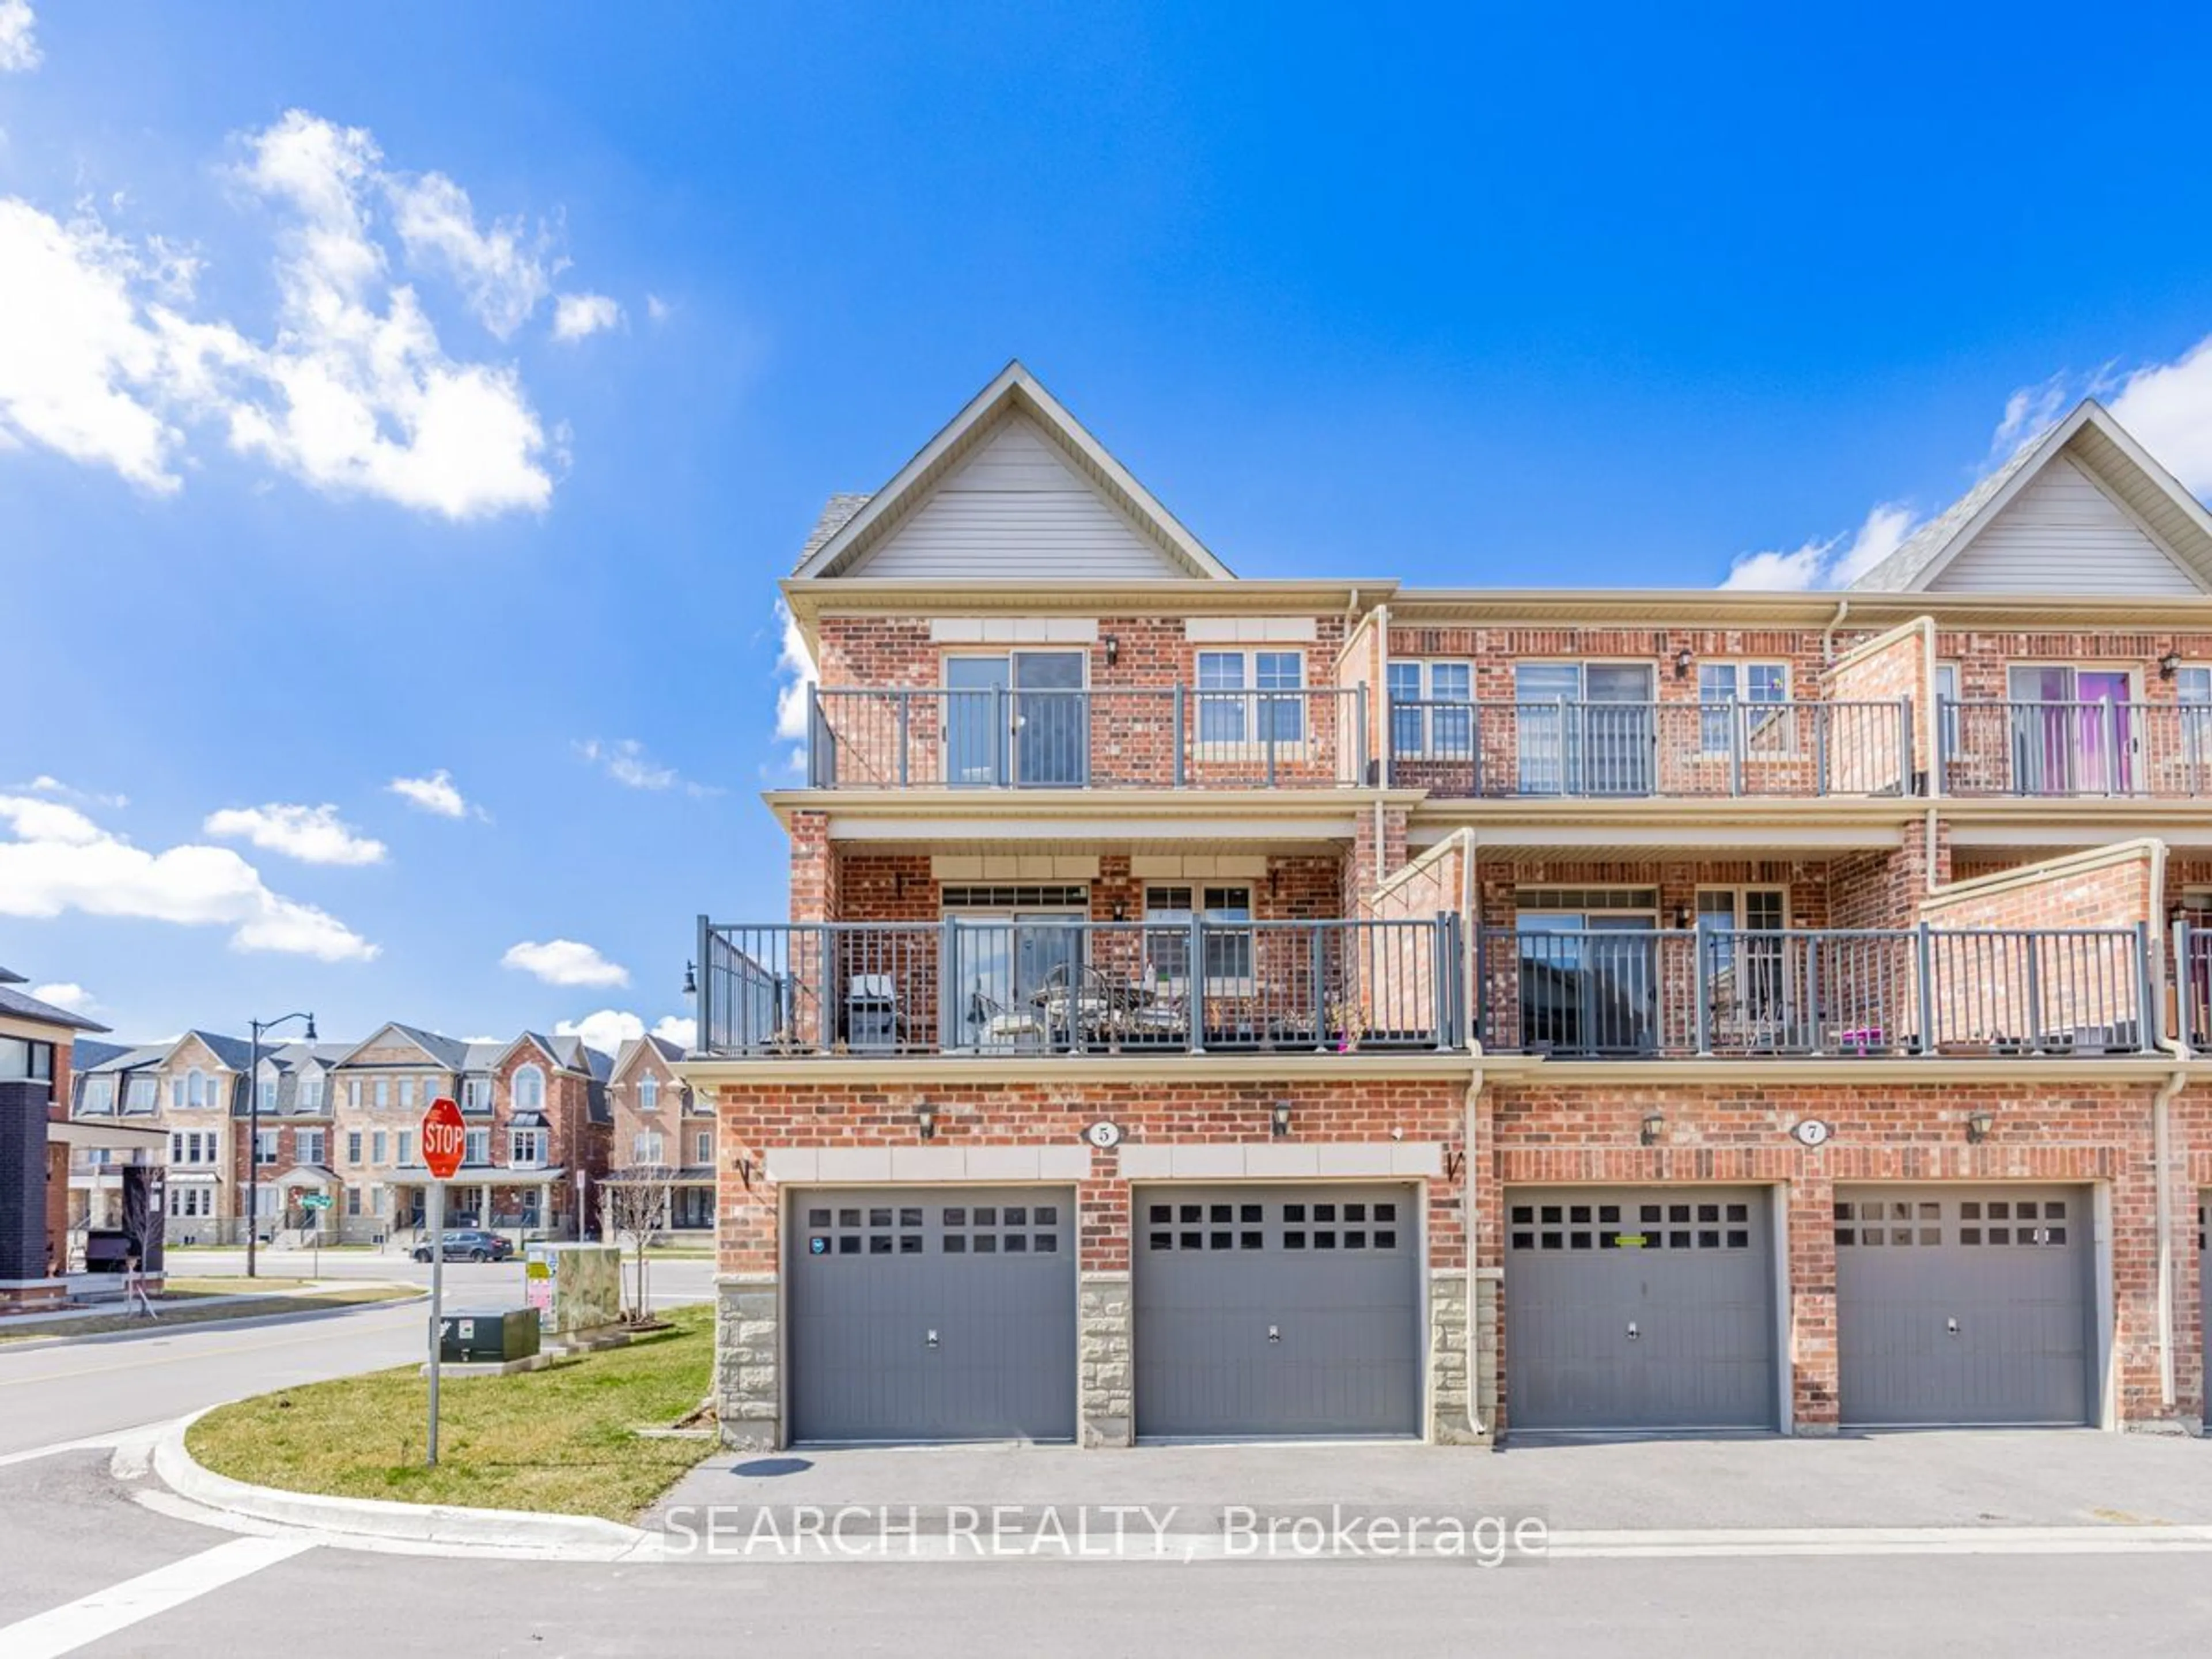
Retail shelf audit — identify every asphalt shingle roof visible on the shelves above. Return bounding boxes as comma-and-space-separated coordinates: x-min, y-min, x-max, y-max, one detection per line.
0, 983, 111, 1033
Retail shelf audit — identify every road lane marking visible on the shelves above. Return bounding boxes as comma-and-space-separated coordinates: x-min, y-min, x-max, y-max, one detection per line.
0, 1536, 313, 1656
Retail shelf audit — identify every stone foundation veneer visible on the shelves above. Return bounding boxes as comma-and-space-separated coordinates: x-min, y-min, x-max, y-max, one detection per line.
715, 1273, 782, 1449
1428, 1271, 1488, 1444
1080, 1272, 1134, 1447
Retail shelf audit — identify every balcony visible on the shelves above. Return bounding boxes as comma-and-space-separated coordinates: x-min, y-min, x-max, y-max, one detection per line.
1387, 698, 1912, 798
805, 685, 1368, 790
1940, 700, 2212, 798
1478, 925, 2156, 1058
696, 916, 1465, 1058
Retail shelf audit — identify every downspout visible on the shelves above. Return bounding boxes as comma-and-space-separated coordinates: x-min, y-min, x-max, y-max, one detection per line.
1821, 597, 1851, 665
1463, 1063, 1484, 1436
2150, 835, 2187, 1414
1916, 613, 1941, 894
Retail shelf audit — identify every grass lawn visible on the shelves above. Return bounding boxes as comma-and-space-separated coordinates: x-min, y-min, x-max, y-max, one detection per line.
0, 1283, 416, 1344
162, 1276, 317, 1296
186, 1302, 716, 1521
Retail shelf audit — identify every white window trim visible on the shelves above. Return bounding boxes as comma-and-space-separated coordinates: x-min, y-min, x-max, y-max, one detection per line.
1387, 660, 1474, 757
513, 1065, 546, 1111
1141, 882, 1257, 997
1192, 649, 1311, 757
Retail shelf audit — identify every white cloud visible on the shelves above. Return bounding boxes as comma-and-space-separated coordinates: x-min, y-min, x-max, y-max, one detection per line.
0, 108, 565, 518
770, 599, 815, 775
645, 294, 671, 324
203, 802, 387, 866
1720, 502, 1918, 592
2109, 339, 2212, 499
1988, 372, 2074, 461
386, 769, 477, 819
574, 737, 718, 796
0, 1, 38, 74
30, 981, 96, 1013
384, 170, 552, 339
503, 938, 628, 988
13, 775, 127, 809
551, 292, 620, 342
552, 1008, 695, 1055
0, 793, 377, 961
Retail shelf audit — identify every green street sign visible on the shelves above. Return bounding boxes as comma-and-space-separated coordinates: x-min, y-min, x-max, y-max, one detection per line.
300, 1194, 333, 1211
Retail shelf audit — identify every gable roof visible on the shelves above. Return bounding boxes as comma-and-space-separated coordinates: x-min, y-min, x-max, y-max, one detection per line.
608, 1032, 687, 1085
788, 361, 1234, 583
329, 1022, 469, 1071
1853, 399, 2212, 593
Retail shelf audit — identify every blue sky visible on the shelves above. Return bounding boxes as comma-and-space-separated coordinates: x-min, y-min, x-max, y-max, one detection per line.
5, 0, 2212, 1047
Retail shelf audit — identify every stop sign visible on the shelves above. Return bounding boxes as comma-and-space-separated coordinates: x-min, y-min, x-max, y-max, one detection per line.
420, 1096, 467, 1180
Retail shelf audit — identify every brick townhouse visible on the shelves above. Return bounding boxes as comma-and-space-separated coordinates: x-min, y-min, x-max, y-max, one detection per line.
603, 1035, 715, 1233
679, 363, 2212, 1450
71, 1022, 613, 1244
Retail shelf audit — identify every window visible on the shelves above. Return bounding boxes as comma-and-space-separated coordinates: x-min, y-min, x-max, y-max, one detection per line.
1195, 650, 1305, 745
1143, 884, 1255, 985
1388, 661, 1473, 756
347, 1131, 362, 1164
81, 1075, 115, 1114
374, 1185, 391, 1216
183, 1069, 209, 1108
126, 1074, 157, 1113
297, 1130, 325, 1166
398, 1078, 415, 1111
1699, 888, 1788, 1021
632, 1130, 665, 1165
255, 1130, 279, 1164
463, 1128, 491, 1166
462, 1077, 493, 1113
346, 1187, 362, 1217
513, 1065, 545, 1111
370, 1130, 387, 1165
258, 1077, 278, 1113
638, 1077, 659, 1113
374, 1078, 389, 1110
694, 1129, 711, 1165
298, 1071, 322, 1112
1698, 662, 1788, 750
397, 1131, 415, 1167
347, 1078, 362, 1111
422, 1075, 440, 1104
510, 1128, 547, 1166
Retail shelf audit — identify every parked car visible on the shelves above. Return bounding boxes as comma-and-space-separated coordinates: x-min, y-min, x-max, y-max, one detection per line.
413, 1229, 515, 1263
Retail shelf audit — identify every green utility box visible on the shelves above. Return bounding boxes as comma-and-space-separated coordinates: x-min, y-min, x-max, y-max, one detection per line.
438, 1306, 541, 1363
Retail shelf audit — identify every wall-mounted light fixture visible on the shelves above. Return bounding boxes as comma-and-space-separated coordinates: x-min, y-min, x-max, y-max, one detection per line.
1672, 903, 1691, 930
1104, 634, 1120, 667
2161, 648, 2183, 680
1640, 1111, 1666, 1146
1673, 647, 1695, 681
1965, 1109, 1994, 1143
918, 1104, 938, 1142
1271, 1101, 1293, 1140
1111, 900, 1127, 922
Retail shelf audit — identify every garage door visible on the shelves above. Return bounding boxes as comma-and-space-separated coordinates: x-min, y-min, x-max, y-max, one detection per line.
1133, 1184, 1420, 1439
1835, 1185, 2092, 1428
787, 1187, 1075, 1443
1505, 1187, 1778, 1433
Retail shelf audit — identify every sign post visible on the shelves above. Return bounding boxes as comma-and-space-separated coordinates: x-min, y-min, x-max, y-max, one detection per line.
301, 1191, 332, 1277
419, 1096, 468, 1467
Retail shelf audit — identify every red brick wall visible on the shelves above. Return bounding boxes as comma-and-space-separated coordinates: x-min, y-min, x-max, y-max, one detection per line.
1826, 623, 1926, 790
609, 1044, 697, 1172
707, 1075, 1471, 1279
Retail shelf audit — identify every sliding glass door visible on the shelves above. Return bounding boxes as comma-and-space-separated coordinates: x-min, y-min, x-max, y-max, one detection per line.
2008, 666, 2134, 794
1514, 664, 1656, 795
943, 652, 1088, 787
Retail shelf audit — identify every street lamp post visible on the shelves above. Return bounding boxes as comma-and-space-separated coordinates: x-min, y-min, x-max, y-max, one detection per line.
245, 1010, 316, 1279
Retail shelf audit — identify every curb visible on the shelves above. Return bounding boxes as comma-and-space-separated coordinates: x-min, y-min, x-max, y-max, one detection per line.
0, 1291, 430, 1354
155, 1408, 654, 1556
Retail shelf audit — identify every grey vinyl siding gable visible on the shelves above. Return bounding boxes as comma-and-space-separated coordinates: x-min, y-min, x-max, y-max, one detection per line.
1931, 454, 2206, 594
843, 412, 1188, 580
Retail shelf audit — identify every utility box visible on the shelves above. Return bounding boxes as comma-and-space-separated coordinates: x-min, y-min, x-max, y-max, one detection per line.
439, 1306, 541, 1363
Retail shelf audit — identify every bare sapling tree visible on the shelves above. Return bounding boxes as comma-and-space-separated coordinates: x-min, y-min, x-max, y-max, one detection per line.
599, 1169, 673, 1324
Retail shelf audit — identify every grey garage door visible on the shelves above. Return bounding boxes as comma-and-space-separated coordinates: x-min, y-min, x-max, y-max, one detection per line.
1505, 1187, 1778, 1433
1134, 1184, 1421, 1439
787, 1187, 1075, 1444
1836, 1186, 2093, 1428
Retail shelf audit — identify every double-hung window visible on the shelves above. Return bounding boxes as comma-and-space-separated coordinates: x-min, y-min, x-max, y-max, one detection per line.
510, 1128, 547, 1166
632, 1130, 665, 1165
694, 1128, 712, 1165
463, 1128, 491, 1166
371, 1130, 388, 1165
397, 1131, 415, 1167
347, 1131, 363, 1164
398, 1078, 416, 1112
126, 1074, 157, 1113
638, 1077, 659, 1113
513, 1066, 546, 1111
1143, 884, 1255, 987
1196, 650, 1304, 745
254, 1129, 279, 1165
1697, 888, 1788, 1022
374, 1078, 389, 1111
82, 1075, 115, 1114
297, 1129, 326, 1166
1388, 661, 1473, 757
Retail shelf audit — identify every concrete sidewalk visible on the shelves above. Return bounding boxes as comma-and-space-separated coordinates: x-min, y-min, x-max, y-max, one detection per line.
643, 1430, 2212, 1535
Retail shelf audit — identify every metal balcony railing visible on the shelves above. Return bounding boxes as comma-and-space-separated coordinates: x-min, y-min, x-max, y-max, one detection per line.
1477, 925, 2154, 1058
1939, 700, 2212, 797
806, 684, 1369, 790
1387, 699, 1912, 798
697, 915, 1464, 1058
